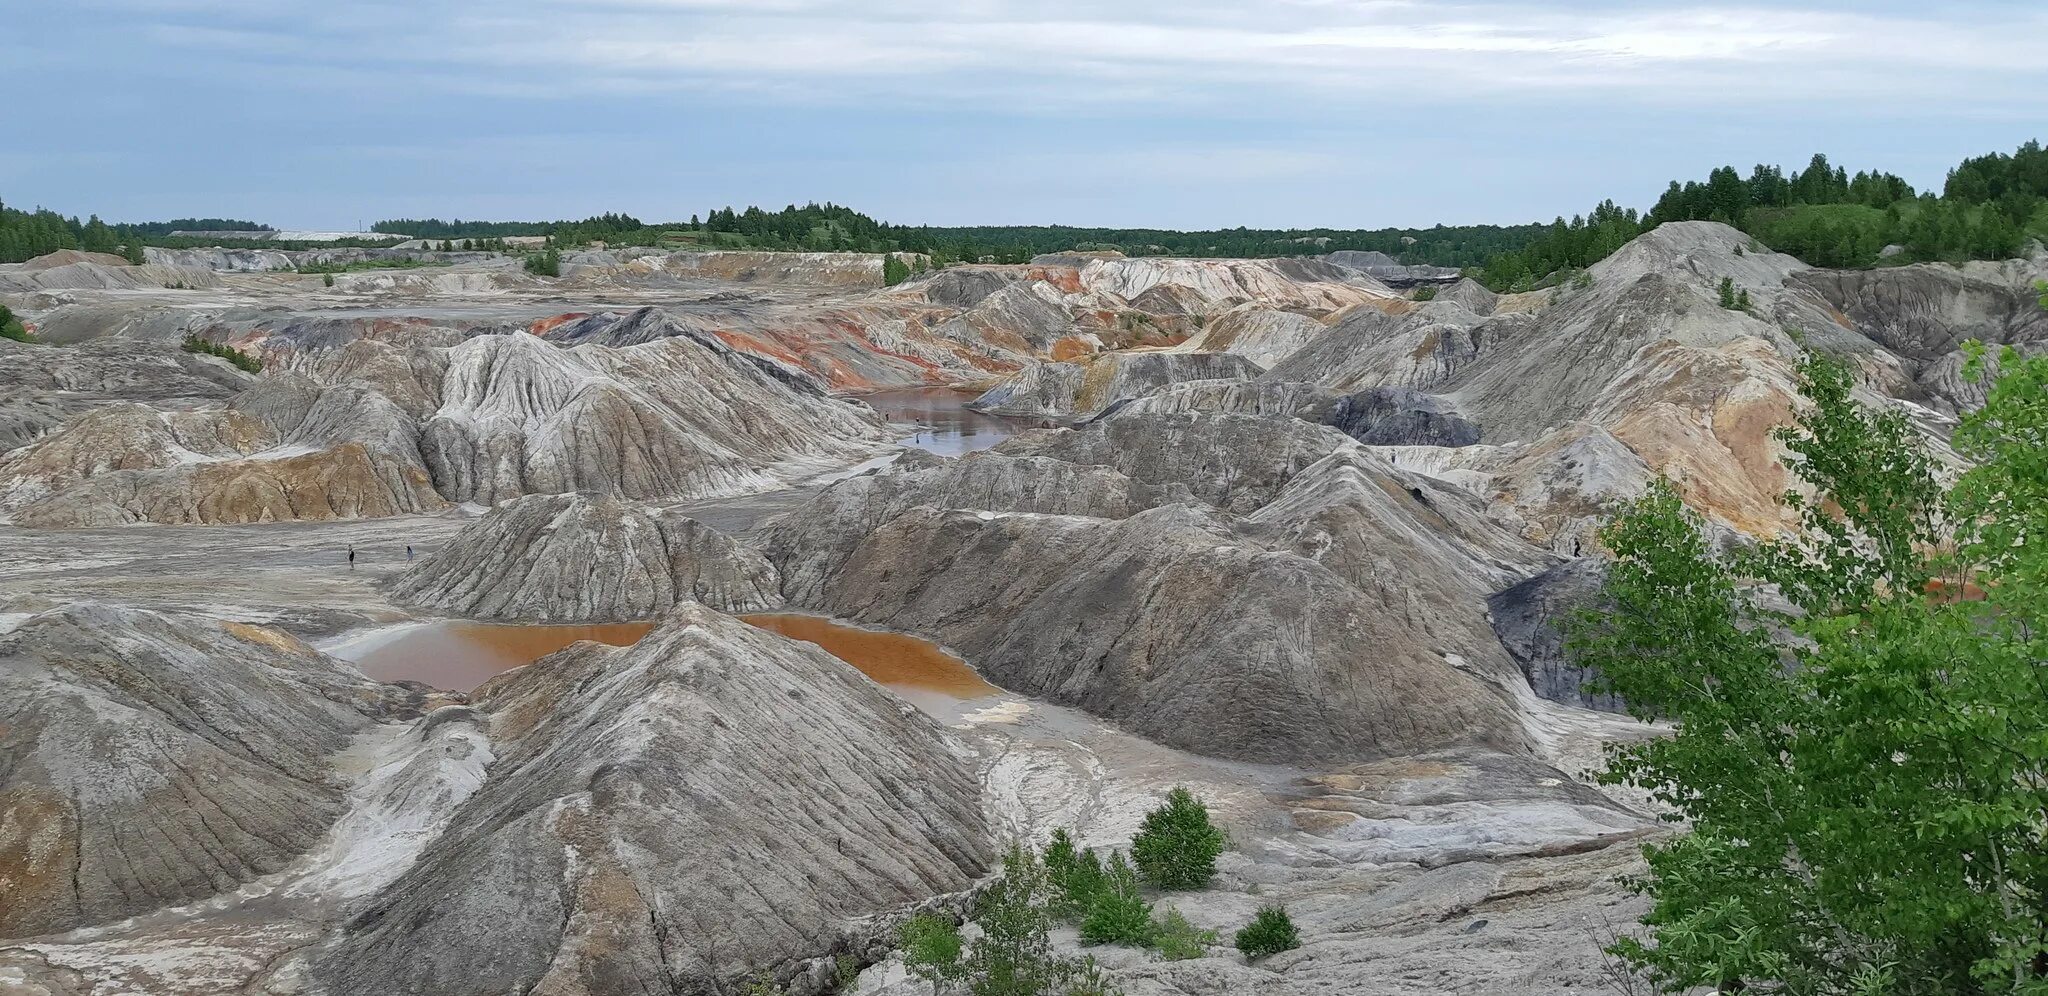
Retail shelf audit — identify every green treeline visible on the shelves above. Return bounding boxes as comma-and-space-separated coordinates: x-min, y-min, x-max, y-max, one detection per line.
0, 201, 278, 264
375, 203, 1548, 268
1474, 140, 2048, 290
10, 138, 2042, 276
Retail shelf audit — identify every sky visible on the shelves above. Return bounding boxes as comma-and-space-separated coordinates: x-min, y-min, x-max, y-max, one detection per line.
4, 0, 2045, 232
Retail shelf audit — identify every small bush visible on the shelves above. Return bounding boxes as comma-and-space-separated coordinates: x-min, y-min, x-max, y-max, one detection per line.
0, 303, 33, 343
180, 332, 262, 373
1078, 853, 1152, 946
1411, 284, 1438, 301
1234, 905, 1299, 961
1148, 907, 1217, 961
322, 272, 335, 287
1130, 787, 1226, 891
1717, 276, 1739, 309
525, 248, 561, 277
883, 253, 911, 286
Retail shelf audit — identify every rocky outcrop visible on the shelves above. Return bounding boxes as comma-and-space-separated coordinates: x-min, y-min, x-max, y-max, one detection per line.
0, 337, 256, 452
1315, 386, 1481, 446
1264, 306, 1498, 393
1324, 249, 1462, 287
2, 315, 890, 525
1078, 256, 1394, 313
783, 501, 1528, 764
419, 330, 883, 505
312, 604, 990, 996
765, 416, 1550, 764
970, 352, 1267, 419
993, 413, 1351, 513
1177, 306, 1326, 366
390, 493, 780, 620
0, 250, 221, 293
1102, 378, 1330, 419
5, 374, 450, 527
0, 603, 402, 937
765, 449, 1179, 601
1487, 559, 1622, 712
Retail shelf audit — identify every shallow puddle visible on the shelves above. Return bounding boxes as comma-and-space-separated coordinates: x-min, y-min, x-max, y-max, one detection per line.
860, 388, 1019, 456
331, 614, 999, 712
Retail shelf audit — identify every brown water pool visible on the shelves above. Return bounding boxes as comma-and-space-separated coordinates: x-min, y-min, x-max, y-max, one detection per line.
331, 614, 998, 710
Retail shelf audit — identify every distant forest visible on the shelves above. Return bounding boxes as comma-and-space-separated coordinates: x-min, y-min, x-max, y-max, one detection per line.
373, 209, 1547, 269
6, 140, 2043, 280
1472, 140, 2048, 290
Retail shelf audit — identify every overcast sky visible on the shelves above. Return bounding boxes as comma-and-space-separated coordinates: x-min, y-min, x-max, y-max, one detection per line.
5, 0, 2044, 231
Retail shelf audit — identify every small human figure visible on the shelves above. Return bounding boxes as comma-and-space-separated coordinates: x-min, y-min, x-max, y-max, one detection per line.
406, 545, 414, 561
347, 545, 356, 570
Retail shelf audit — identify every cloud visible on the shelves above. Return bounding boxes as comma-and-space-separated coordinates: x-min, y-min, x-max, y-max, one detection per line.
98, 0, 2048, 113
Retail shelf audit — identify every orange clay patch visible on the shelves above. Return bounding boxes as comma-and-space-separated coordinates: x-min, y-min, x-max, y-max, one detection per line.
1049, 337, 1098, 361
529, 313, 589, 336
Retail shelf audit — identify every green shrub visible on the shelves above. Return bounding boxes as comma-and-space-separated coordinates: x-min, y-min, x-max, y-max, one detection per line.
1078, 853, 1152, 946
0, 304, 32, 343
180, 332, 262, 373
1130, 787, 1225, 890
1411, 284, 1438, 301
883, 253, 911, 286
322, 272, 335, 287
1717, 276, 1738, 309
1233, 905, 1299, 961
1044, 829, 1109, 921
898, 913, 962, 995
1147, 907, 1217, 961
525, 248, 561, 277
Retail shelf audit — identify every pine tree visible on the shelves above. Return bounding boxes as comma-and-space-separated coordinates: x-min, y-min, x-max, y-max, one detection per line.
1129, 788, 1226, 890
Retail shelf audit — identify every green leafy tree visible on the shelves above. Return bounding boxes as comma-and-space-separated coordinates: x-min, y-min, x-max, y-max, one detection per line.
1044, 829, 1106, 921
899, 913, 963, 996
122, 239, 145, 265
1079, 852, 1153, 946
525, 248, 561, 277
950, 845, 1129, 996
1718, 276, 1739, 309
1130, 788, 1226, 890
1571, 350, 2048, 994
1234, 905, 1300, 961
962, 846, 1072, 995
883, 253, 911, 286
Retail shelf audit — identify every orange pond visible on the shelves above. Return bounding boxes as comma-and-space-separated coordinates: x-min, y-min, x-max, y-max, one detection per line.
334, 615, 998, 706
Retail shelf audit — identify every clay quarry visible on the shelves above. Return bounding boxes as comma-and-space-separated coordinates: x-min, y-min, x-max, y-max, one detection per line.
3, 225, 2046, 996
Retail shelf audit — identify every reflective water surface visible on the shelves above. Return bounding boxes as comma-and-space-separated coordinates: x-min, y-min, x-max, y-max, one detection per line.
336, 621, 655, 691
334, 613, 999, 712
861, 388, 1017, 456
